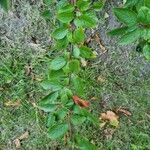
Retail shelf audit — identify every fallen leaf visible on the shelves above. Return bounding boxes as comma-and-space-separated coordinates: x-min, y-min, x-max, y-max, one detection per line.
91, 97, 98, 100
100, 122, 106, 128
97, 75, 106, 83
72, 95, 90, 108
18, 131, 29, 140
80, 58, 87, 67
104, 12, 109, 19
116, 108, 131, 116
13, 139, 21, 149
94, 34, 107, 53
4, 100, 21, 107
100, 111, 119, 127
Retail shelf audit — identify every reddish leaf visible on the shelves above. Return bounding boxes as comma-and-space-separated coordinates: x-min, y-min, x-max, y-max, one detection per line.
72, 95, 90, 108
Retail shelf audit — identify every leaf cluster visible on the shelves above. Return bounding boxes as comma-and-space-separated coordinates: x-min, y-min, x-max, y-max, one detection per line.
109, 0, 150, 60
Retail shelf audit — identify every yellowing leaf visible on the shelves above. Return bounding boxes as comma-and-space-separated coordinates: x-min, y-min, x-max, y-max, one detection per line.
100, 111, 119, 127
4, 100, 21, 107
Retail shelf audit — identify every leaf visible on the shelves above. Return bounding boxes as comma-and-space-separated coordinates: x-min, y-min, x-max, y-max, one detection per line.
4, 100, 21, 107
82, 109, 99, 126
138, 6, 150, 25
93, 1, 104, 11
69, 59, 80, 73
0, 0, 10, 11
108, 27, 128, 36
52, 27, 68, 40
48, 123, 68, 140
75, 135, 99, 150
113, 8, 137, 26
73, 46, 80, 58
71, 114, 86, 125
42, 10, 52, 20
50, 57, 66, 70
141, 29, 150, 40
72, 95, 90, 108
18, 131, 29, 140
71, 74, 84, 96
43, 0, 53, 5
143, 44, 150, 60
58, 3, 74, 13
74, 12, 98, 28
73, 27, 85, 43
38, 103, 57, 112
144, 0, 150, 8
79, 46, 95, 59
47, 114, 56, 127
100, 111, 119, 127
77, 0, 91, 11
57, 12, 74, 23
56, 108, 68, 120
116, 108, 132, 116
40, 92, 59, 104
41, 80, 62, 91
124, 0, 139, 7
67, 31, 74, 43
119, 29, 141, 45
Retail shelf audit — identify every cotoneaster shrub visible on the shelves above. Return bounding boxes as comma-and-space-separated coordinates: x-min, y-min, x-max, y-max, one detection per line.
38, 0, 105, 149
109, 0, 150, 60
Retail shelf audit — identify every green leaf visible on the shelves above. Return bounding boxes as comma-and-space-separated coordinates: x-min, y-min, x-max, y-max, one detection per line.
54, 37, 69, 50
75, 135, 99, 150
48, 123, 68, 140
67, 31, 74, 43
0, 0, 10, 11
42, 10, 52, 20
57, 12, 74, 23
71, 114, 86, 125
119, 29, 141, 45
58, 4, 74, 13
93, 1, 104, 11
73, 46, 80, 58
77, 0, 91, 11
138, 6, 150, 25
141, 29, 150, 40
69, 59, 80, 73
113, 8, 137, 26
43, 0, 53, 5
108, 27, 128, 36
41, 80, 62, 91
82, 109, 99, 126
40, 92, 59, 104
124, 0, 139, 7
74, 12, 98, 28
143, 44, 150, 60
79, 46, 94, 59
56, 108, 68, 120
71, 74, 84, 96
50, 57, 66, 70
145, 0, 150, 8
47, 114, 56, 127
52, 27, 68, 40
38, 103, 57, 112
73, 27, 85, 43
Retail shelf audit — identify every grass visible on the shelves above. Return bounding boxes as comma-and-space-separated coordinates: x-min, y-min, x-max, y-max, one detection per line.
1, 1, 150, 150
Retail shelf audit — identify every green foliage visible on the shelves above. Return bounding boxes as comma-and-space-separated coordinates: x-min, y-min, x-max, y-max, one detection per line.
110, 1, 150, 60
0, 0, 10, 11
38, 0, 105, 148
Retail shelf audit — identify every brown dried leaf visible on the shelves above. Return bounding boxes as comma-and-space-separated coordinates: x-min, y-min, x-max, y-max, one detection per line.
18, 131, 29, 140
100, 111, 119, 127
94, 34, 107, 53
13, 139, 21, 149
97, 75, 106, 83
116, 108, 131, 116
4, 100, 21, 107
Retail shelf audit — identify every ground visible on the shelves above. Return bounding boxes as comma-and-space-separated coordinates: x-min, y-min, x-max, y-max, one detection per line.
0, 1, 150, 150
